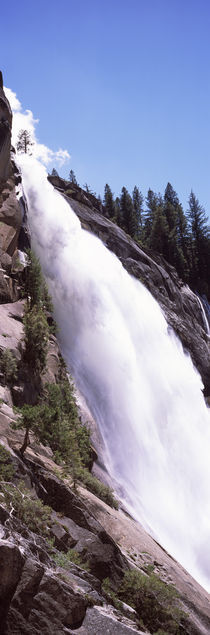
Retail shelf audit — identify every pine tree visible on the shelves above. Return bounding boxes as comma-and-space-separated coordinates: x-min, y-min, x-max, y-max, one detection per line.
120, 187, 136, 237
188, 191, 210, 292
16, 130, 34, 155
51, 168, 59, 177
23, 306, 49, 377
163, 183, 188, 277
144, 189, 159, 244
115, 197, 121, 226
69, 169, 78, 185
132, 186, 144, 239
149, 204, 169, 255
103, 184, 115, 218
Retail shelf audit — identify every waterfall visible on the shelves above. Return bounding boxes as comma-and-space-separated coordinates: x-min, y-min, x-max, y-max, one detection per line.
196, 295, 210, 336
19, 156, 210, 593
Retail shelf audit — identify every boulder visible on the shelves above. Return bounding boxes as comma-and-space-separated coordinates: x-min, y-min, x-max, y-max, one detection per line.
69, 604, 143, 634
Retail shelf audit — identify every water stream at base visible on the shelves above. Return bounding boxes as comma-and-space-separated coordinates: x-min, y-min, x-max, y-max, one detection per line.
19, 156, 210, 593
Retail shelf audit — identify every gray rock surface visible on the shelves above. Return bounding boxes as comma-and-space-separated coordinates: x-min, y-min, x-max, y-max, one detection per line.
69, 604, 143, 634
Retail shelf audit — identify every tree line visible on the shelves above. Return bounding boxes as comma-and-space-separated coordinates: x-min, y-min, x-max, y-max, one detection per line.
51, 161, 210, 300
104, 181, 210, 300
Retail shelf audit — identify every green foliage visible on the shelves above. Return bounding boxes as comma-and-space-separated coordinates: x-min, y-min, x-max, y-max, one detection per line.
0, 445, 15, 481
78, 467, 118, 509
103, 184, 115, 219
102, 577, 123, 611
13, 403, 43, 455
24, 249, 53, 311
188, 191, 210, 293
100, 178, 210, 299
53, 548, 89, 571
16, 380, 92, 484
120, 186, 137, 237
118, 570, 184, 634
132, 186, 144, 239
1, 480, 52, 535
0, 348, 17, 385
38, 381, 91, 468
23, 305, 49, 376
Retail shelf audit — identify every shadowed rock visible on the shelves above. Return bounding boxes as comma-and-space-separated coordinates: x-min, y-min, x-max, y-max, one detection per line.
0, 71, 12, 183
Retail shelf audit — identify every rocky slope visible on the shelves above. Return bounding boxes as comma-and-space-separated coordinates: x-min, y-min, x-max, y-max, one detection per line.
0, 74, 210, 633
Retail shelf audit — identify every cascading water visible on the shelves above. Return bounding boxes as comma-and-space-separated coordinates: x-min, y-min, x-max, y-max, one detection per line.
18, 155, 210, 593
197, 295, 210, 336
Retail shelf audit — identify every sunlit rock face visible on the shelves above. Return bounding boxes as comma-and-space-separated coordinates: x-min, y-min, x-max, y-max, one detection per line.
0, 71, 12, 183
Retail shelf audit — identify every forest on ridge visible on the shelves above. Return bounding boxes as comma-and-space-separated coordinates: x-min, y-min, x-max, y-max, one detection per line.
61, 168, 210, 301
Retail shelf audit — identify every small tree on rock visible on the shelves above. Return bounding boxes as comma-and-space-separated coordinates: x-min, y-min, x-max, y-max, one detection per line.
16, 129, 34, 155
69, 169, 78, 185
0, 349, 17, 385
23, 306, 49, 378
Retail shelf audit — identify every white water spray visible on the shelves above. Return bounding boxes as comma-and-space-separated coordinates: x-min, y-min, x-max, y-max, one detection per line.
197, 295, 210, 337
19, 156, 210, 593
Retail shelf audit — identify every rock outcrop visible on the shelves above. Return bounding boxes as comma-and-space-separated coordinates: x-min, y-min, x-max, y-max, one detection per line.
0, 73, 12, 183
48, 174, 210, 396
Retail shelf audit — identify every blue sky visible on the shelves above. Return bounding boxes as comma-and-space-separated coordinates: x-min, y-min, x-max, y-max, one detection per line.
1, 0, 210, 219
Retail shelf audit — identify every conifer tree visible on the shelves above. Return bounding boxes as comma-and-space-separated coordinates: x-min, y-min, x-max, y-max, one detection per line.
144, 189, 159, 244
69, 169, 78, 185
115, 197, 122, 226
17, 130, 34, 155
103, 184, 115, 218
149, 204, 169, 255
120, 187, 136, 237
132, 186, 144, 239
188, 191, 210, 291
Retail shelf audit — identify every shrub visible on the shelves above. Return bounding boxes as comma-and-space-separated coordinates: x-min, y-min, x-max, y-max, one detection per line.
118, 570, 183, 634
23, 305, 49, 376
53, 548, 89, 571
24, 249, 53, 312
78, 467, 118, 509
102, 577, 123, 611
0, 348, 17, 385
13, 403, 43, 456
37, 381, 92, 471
0, 445, 15, 481
1, 480, 52, 535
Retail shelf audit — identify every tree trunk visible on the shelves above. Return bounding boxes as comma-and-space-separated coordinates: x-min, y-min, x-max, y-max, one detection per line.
20, 425, 30, 456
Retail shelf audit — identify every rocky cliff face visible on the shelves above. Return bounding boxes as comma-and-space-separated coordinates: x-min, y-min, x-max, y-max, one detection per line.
0, 72, 12, 183
0, 76, 30, 305
48, 175, 210, 397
